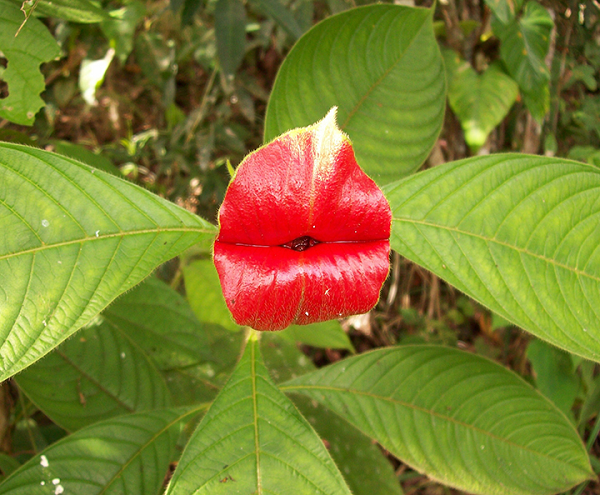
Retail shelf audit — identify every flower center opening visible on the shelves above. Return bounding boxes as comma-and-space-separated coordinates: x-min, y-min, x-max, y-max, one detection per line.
281, 236, 320, 252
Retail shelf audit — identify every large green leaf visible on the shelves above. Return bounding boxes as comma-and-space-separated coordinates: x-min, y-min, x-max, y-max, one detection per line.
0, 454, 20, 480
527, 338, 579, 416
261, 334, 402, 494
159, 328, 245, 405
0, 0, 61, 125
104, 277, 213, 370
183, 258, 240, 332
0, 143, 216, 381
281, 320, 355, 352
294, 396, 404, 495
32, 0, 110, 22
494, 0, 553, 118
215, 0, 247, 78
384, 154, 600, 363
282, 345, 593, 495
521, 83, 550, 122
262, 331, 402, 495
260, 333, 316, 392
494, 1, 553, 120
166, 334, 353, 494
0, 408, 201, 494
15, 312, 171, 432
101, 2, 146, 64
102, 277, 243, 405
483, 0, 523, 25
264, 4, 445, 184
249, 0, 303, 40
444, 51, 518, 151
51, 141, 121, 176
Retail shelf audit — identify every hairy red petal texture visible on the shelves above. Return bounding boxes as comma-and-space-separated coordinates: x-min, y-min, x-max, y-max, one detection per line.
214, 108, 392, 331
217, 121, 390, 246
214, 241, 391, 331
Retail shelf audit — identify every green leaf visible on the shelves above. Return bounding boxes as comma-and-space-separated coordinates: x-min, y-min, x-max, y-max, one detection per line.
12, 417, 49, 455
261, 333, 400, 494
444, 52, 518, 151
215, 0, 247, 78
290, 0, 313, 34
0, 129, 36, 147
260, 331, 317, 384
573, 96, 600, 141
384, 154, 600, 362
178, 0, 202, 25
33, 0, 110, 22
568, 146, 600, 167
0, 454, 20, 480
580, 373, 600, 427
483, 0, 523, 25
101, 1, 146, 64
282, 345, 594, 495
0, 408, 201, 495
433, 19, 480, 38
264, 4, 445, 185
0, 0, 61, 125
15, 313, 171, 432
0, 143, 216, 381
494, 2, 553, 95
249, 0, 303, 40
294, 396, 403, 495
521, 83, 550, 122
183, 258, 240, 331
567, 64, 598, 92
166, 335, 353, 495
160, 328, 245, 405
101, 277, 244, 405
104, 277, 213, 370
281, 320, 355, 352
134, 32, 177, 92
527, 338, 579, 416
51, 141, 121, 176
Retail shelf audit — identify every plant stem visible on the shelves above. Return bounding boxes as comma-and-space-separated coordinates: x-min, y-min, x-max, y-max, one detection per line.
185, 68, 218, 144
18, 392, 38, 453
586, 411, 600, 452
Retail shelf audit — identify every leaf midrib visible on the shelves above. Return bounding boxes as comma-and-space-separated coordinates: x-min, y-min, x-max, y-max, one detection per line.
517, 9, 550, 77
392, 217, 600, 283
102, 312, 215, 367
104, 317, 171, 405
281, 384, 588, 472
101, 407, 206, 495
0, 226, 216, 262
251, 339, 263, 494
54, 348, 135, 414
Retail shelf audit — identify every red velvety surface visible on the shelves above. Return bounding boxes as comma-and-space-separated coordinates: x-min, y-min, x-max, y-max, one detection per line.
214, 112, 392, 331
217, 134, 390, 246
214, 241, 390, 331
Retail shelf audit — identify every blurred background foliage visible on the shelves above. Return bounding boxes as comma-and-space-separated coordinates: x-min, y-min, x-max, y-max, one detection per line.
1, 0, 600, 492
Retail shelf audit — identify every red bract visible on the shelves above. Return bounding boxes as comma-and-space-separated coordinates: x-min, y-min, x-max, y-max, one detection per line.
214, 108, 392, 331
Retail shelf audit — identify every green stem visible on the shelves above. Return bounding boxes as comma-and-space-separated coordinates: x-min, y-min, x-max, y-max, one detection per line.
586, 412, 600, 452
18, 392, 38, 453
185, 67, 218, 144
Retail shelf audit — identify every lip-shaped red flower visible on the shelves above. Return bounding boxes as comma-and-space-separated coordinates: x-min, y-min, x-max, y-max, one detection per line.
213, 108, 392, 331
